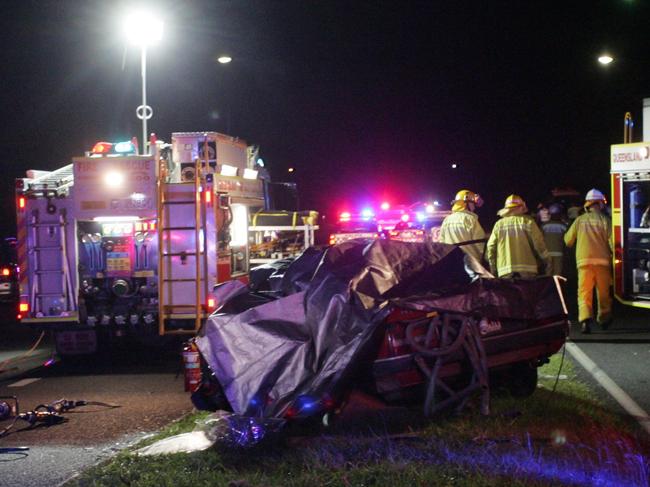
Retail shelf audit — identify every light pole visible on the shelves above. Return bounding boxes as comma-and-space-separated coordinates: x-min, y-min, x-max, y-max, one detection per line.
124, 11, 163, 155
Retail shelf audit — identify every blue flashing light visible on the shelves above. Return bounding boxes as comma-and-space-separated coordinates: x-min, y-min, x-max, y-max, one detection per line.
114, 141, 136, 153
416, 211, 425, 221
361, 208, 374, 219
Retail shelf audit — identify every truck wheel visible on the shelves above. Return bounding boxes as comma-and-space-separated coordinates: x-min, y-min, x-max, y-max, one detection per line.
508, 362, 538, 397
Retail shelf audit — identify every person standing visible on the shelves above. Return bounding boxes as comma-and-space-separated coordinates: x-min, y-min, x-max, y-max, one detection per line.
487, 194, 550, 279
440, 189, 487, 264
541, 203, 568, 276
564, 189, 613, 334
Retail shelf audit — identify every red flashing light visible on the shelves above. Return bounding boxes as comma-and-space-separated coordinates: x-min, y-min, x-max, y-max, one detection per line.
380, 202, 390, 211
18, 197, 25, 209
1, 268, 10, 276
16, 314, 22, 320
339, 212, 351, 222
91, 141, 113, 154
401, 214, 410, 222
19, 302, 28, 313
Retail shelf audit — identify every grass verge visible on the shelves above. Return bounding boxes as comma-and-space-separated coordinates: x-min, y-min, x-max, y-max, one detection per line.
66, 353, 650, 487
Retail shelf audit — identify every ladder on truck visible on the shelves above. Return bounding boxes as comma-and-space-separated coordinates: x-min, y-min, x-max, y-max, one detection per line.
158, 153, 211, 335
27, 207, 76, 319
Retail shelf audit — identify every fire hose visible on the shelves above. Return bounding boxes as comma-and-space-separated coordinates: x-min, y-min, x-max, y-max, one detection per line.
405, 313, 489, 418
0, 395, 120, 439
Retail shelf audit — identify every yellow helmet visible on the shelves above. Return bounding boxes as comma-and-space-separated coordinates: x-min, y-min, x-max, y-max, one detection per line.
452, 189, 483, 207
504, 194, 526, 209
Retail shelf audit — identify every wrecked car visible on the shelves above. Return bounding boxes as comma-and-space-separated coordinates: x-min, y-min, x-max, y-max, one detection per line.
193, 239, 569, 422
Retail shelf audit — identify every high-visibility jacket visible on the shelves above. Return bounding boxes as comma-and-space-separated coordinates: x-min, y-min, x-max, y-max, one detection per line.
541, 221, 568, 257
564, 210, 612, 267
486, 215, 550, 277
439, 210, 486, 262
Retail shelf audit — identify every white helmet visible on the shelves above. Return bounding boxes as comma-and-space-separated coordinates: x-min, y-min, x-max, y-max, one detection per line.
585, 188, 606, 207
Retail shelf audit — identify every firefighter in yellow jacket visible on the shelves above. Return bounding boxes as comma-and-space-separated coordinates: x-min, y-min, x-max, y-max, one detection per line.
487, 195, 551, 279
564, 189, 613, 334
440, 189, 487, 264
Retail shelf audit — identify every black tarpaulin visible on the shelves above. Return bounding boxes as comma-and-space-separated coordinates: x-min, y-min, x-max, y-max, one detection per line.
196, 239, 565, 419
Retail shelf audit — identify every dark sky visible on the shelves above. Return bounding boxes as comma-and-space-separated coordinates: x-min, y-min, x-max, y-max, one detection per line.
1, 0, 650, 233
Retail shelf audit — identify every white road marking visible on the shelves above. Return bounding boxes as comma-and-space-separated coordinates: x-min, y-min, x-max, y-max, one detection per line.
566, 341, 650, 436
7, 377, 41, 388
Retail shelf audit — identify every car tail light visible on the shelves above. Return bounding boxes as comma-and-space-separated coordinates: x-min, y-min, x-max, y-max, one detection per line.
207, 298, 215, 310
389, 230, 399, 237
1, 268, 10, 276
328, 234, 336, 245
18, 197, 26, 209
19, 302, 28, 313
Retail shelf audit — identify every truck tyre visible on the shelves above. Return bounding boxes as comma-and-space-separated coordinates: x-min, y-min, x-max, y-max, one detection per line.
508, 362, 538, 397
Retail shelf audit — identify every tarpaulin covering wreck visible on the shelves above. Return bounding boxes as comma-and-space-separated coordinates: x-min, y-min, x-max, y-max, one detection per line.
195, 239, 568, 420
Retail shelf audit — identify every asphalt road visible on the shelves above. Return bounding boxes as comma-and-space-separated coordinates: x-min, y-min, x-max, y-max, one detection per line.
0, 314, 193, 487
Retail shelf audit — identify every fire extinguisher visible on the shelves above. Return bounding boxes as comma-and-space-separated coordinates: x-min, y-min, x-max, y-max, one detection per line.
182, 340, 202, 393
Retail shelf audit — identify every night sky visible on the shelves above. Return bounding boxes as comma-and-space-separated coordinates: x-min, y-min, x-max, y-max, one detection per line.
2, 0, 650, 236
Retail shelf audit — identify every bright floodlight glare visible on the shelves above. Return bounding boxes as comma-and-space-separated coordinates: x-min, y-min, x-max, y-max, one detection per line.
124, 11, 163, 45
598, 55, 614, 65
221, 164, 238, 177
217, 55, 232, 64
104, 171, 125, 188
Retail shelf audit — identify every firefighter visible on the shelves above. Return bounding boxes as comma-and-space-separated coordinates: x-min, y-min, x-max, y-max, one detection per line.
541, 203, 568, 276
440, 189, 487, 264
486, 194, 551, 279
564, 189, 613, 334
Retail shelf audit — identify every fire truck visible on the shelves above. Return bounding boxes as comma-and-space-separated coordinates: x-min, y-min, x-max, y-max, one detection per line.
610, 141, 650, 308
15, 131, 313, 355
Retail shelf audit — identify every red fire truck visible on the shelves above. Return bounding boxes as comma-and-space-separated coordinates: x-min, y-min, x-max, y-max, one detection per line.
15, 132, 315, 355
610, 142, 650, 308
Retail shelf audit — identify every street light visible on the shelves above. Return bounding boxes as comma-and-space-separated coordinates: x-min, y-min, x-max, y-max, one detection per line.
123, 10, 163, 155
217, 55, 232, 64
598, 54, 614, 65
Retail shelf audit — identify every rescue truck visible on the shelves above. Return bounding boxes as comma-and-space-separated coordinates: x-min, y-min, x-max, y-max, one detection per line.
610, 99, 650, 308
15, 131, 315, 355
610, 142, 650, 308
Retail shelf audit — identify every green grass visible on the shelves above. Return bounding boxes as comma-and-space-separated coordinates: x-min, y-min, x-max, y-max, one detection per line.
66, 354, 650, 487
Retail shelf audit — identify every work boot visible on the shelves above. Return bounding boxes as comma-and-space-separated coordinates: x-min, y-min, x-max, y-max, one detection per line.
598, 315, 613, 331
580, 319, 592, 334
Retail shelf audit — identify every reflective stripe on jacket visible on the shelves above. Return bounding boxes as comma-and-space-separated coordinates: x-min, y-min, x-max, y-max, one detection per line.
486, 215, 550, 277
439, 210, 486, 262
564, 211, 612, 267
541, 221, 568, 257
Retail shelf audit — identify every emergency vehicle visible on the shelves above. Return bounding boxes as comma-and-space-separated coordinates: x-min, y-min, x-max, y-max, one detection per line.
15, 131, 315, 355
328, 211, 380, 245
610, 141, 650, 308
